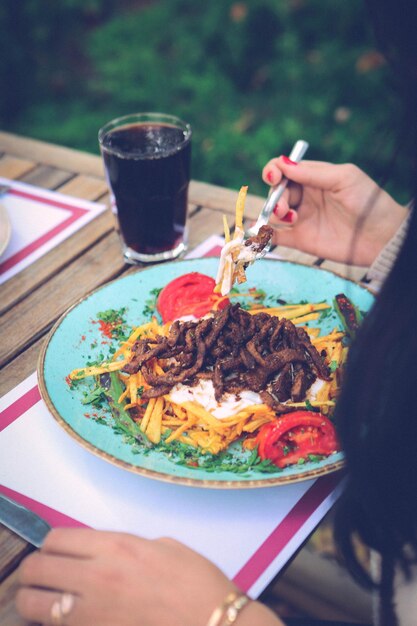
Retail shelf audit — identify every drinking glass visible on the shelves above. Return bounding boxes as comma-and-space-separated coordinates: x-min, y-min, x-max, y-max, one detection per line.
99, 112, 192, 263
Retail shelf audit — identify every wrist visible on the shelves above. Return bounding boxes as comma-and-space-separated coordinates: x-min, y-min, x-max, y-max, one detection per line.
369, 197, 409, 260
206, 591, 284, 626
367, 206, 412, 286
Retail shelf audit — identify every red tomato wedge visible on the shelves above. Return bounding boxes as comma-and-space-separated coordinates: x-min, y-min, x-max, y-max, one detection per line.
156, 272, 229, 323
255, 411, 340, 468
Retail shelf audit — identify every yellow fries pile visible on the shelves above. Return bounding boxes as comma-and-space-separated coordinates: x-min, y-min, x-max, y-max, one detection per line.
140, 397, 276, 454
310, 330, 347, 404
247, 302, 330, 325
69, 302, 347, 455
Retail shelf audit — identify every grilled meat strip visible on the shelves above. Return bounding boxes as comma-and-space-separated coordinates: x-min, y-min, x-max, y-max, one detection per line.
123, 303, 330, 407
245, 225, 273, 252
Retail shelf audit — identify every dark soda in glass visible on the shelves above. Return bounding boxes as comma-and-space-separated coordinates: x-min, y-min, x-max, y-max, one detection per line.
99, 113, 192, 263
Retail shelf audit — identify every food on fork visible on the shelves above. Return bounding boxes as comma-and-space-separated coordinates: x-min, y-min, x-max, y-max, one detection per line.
215, 186, 273, 296
245, 225, 274, 252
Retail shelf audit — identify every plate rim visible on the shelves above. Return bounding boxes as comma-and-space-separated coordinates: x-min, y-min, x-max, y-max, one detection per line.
38, 257, 373, 488
0, 200, 12, 258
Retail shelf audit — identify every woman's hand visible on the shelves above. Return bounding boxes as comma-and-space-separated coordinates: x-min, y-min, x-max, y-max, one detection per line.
262, 157, 408, 266
15, 529, 282, 626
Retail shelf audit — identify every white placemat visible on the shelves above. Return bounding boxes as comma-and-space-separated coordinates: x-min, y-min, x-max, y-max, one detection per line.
0, 177, 106, 285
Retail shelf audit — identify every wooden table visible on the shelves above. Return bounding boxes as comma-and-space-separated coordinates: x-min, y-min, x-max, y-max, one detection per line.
0, 131, 369, 625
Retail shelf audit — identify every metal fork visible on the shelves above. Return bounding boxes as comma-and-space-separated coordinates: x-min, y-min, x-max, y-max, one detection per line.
246, 139, 309, 239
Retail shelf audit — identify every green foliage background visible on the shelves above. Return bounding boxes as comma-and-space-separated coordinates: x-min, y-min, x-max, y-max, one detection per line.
1, 0, 409, 199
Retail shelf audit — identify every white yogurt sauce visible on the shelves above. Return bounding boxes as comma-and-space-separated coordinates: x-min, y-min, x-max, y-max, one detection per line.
169, 370, 326, 420
169, 378, 262, 419
177, 314, 199, 322
237, 243, 258, 263
306, 378, 326, 401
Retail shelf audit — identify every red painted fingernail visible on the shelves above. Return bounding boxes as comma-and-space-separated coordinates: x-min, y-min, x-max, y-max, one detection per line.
266, 171, 274, 183
281, 211, 294, 223
273, 203, 281, 216
282, 156, 297, 165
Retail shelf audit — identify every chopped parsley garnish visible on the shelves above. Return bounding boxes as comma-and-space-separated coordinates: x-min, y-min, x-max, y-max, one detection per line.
319, 307, 335, 322
304, 399, 321, 413
152, 438, 281, 475
97, 308, 127, 323
82, 385, 106, 408
142, 287, 163, 319
307, 454, 326, 463
96, 308, 130, 341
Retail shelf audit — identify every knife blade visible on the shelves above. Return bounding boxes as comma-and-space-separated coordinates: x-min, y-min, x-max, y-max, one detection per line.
0, 493, 51, 548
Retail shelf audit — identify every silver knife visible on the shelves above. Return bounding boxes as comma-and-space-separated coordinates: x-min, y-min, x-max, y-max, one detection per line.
0, 493, 51, 548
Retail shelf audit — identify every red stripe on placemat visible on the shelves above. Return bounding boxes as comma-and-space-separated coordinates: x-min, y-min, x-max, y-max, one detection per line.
0, 386, 87, 529
204, 244, 222, 257
232, 471, 343, 592
0, 385, 41, 432
0, 188, 89, 274
0, 485, 88, 529
8, 187, 90, 214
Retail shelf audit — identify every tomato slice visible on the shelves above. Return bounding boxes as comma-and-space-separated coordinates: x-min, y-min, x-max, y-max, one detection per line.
255, 411, 340, 468
156, 272, 229, 323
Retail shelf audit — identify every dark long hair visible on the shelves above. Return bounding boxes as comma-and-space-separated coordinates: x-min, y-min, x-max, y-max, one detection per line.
333, 2, 417, 624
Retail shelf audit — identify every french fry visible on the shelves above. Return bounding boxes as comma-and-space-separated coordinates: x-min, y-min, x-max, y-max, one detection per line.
235, 185, 248, 231
305, 327, 321, 338
180, 401, 223, 427
153, 362, 165, 376
223, 215, 231, 243
177, 435, 198, 447
171, 403, 188, 420
315, 382, 331, 403
243, 416, 275, 432
235, 263, 247, 284
286, 400, 336, 408
118, 387, 130, 404
290, 312, 320, 324
140, 398, 156, 433
242, 436, 258, 450
145, 397, 164, 444
247, 303, 329, 319
212, 295, 230, 311
312, 331, 344, 347
165, 415, 197, 443
162, 418, 186, 427
129, 374, 137, 405
70, 359, 128, 380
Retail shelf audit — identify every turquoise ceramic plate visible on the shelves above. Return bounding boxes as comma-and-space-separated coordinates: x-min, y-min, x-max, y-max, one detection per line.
38, 258, 374, 488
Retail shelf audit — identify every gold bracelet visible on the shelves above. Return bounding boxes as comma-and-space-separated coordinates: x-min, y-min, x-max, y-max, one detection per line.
207, 591, 251, 626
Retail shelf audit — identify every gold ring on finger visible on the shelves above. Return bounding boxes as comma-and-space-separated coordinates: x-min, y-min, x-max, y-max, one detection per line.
50, 592, 75, 625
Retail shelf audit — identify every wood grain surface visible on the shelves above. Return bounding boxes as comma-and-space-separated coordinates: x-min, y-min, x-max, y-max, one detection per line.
0, 132, 369, 625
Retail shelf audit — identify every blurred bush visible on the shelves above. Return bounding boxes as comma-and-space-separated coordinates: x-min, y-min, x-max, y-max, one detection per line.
1, 0, 410, 199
